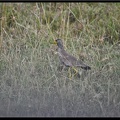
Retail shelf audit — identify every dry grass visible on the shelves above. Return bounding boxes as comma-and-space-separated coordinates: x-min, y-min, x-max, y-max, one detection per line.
0, 2, 120, 117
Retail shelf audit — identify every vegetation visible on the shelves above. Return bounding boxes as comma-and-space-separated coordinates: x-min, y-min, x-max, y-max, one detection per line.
0, 3, 120, 117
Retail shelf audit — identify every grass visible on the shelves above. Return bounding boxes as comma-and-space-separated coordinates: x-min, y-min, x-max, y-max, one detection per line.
0, 2, 120, 117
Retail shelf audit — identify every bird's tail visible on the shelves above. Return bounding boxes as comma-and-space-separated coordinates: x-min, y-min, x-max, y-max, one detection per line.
77, 60, 91, 70
81, 65, 91, 70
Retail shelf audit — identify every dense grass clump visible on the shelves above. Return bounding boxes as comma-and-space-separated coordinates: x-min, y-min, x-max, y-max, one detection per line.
0, 3, 120, 117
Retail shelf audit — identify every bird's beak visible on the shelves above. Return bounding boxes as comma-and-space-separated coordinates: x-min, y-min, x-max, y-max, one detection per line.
50, 40, 57, 44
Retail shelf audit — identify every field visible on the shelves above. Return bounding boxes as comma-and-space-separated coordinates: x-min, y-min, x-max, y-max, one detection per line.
0, 3, 120, 117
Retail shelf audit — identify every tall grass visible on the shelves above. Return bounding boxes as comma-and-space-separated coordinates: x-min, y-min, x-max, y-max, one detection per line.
0, 3, 120, 117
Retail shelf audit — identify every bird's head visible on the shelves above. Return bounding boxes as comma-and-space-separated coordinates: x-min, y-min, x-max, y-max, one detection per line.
53, 39, 64, 49
55, 39, 64, 49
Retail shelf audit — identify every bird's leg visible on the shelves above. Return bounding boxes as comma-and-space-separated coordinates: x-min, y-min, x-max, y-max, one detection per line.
71, 67, 80, 78
67, 67, 78, 79
67, 67, 80, 79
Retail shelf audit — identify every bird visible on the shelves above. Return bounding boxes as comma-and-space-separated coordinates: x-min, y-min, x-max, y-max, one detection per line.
54, 39, 91, 72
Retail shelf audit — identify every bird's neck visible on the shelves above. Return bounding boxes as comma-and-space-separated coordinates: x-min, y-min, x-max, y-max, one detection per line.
57, 43, 64, 49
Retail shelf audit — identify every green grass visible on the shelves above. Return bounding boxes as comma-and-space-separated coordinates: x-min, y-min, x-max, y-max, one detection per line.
0, 2, 120, 117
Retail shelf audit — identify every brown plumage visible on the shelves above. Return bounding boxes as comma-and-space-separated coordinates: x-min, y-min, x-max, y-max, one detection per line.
55, 39, 91, 70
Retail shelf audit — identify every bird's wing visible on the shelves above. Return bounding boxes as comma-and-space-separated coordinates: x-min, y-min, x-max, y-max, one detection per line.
59, 50, 77, 67
59, 54, 73, 67
58, 49, 91, 70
